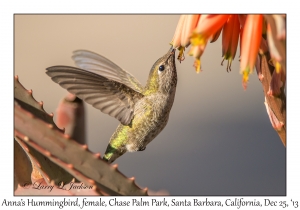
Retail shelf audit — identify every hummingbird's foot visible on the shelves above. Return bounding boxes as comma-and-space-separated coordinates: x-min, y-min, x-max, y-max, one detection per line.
137, 146, 146, 151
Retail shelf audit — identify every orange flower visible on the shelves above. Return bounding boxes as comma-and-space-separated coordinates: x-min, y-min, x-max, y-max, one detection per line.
189, 15, 229, 73
188, 44, 206, 73
264, 15, 286, 76
240, 15, 263, 88
170, 15, 189, 62
272, 15, 286, 40
191, 15, 230, 46
170, 15, 186, 49
238, 15, 247, 58
266, 23, 282, 63
210, 27, 222, 43
221, 15, 240, 72
181, 15, 200, 47
171, 14, 285, 90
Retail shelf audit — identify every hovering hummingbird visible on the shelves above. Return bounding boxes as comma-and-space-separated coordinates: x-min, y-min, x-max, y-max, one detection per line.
46, 47, 177, 163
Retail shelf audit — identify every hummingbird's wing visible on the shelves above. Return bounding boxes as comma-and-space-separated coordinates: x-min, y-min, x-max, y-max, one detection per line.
72, 50, 143, 93
46, 66, 144, 125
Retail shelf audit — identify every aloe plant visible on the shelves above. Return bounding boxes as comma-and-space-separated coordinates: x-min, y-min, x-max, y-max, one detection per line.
14, 76, 148, 196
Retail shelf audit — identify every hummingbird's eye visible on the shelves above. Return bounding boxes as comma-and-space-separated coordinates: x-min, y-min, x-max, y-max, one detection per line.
159, 65, 165, 71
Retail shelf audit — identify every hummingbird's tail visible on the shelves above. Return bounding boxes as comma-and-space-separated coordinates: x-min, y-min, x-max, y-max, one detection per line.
102, 144, 126, 164
102, 155, 116, 164
102, 152, 124, 164
102, 156, 112, 163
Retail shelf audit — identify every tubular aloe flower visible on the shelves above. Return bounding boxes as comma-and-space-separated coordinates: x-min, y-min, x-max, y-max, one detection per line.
221, 15, 240, 72
266, 23, 282, 63
188, 44, 206, 73
170, 15, 187, 62
181, 14, 200, 47
210, 27, 222, 43
170, 15, 186, 49
240, 15, 263, 88
170, 14, 285, 89
238, 14, 247, 56
171, 15, 200, 62
191, 15, 230, 46
189, 15, 229, 72
272, 15, 286, 40
264, 15, 286, 75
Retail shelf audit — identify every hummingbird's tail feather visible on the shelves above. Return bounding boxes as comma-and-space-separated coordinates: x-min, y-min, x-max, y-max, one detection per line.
103, 152, 125, 164
103, 143, 126, 164
102, 156, 112, 163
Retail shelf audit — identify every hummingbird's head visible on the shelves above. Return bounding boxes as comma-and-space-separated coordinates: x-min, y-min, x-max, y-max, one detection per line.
144, 48, 177, 95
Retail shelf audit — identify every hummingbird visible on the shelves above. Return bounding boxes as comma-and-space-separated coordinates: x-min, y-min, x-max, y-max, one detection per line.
46, 47, 177, 163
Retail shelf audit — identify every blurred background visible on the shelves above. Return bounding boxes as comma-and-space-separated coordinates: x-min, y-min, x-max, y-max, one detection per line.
15, 15, 285, 195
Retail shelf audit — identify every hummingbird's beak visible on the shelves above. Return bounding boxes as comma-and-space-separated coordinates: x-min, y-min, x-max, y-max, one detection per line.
169, 46, 176, 53
167, 48, 175, 59
161, 47, 175, 63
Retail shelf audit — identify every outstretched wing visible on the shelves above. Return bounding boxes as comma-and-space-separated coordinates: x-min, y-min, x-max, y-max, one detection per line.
46, 66, 144, 125
72, 50, 144, 93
